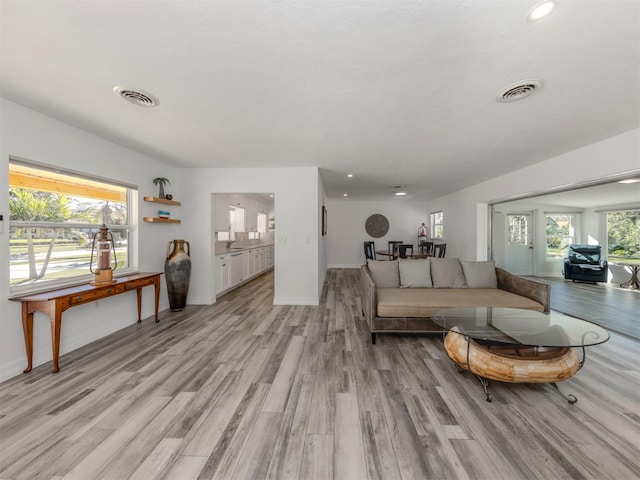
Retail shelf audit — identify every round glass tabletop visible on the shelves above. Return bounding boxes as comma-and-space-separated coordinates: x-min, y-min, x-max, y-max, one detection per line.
431, 307, 610, 348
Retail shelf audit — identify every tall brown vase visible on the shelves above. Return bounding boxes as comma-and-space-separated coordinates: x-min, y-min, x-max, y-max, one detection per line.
165, 239, 191, 311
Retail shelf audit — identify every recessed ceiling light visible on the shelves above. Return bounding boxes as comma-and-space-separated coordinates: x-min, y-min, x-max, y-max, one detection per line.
113, 86, 159, 107
527, 0, 556, 21
618, 179, 640, 184
343, 193, 348, 197
394, 192, 407, 196
347, 174, 353, 178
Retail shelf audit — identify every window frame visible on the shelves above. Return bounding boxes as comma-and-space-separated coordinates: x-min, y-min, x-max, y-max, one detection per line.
9, 158, 137, 295
545, 213, 576, 260
430, 211, 444, 239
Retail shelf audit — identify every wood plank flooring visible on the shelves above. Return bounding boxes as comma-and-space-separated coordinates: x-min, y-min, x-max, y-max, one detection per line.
1, 269, 639, 480
536, 277, 639, 340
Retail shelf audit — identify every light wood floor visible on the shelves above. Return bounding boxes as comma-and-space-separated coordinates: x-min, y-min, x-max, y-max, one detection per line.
1, 269, 639, 480
538, 276, 639, 340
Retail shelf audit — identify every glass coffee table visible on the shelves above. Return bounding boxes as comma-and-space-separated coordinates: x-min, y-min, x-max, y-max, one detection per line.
431, 307, 610, 403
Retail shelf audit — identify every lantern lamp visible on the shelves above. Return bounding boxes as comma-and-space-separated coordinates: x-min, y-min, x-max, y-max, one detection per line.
90, 224, 118, 285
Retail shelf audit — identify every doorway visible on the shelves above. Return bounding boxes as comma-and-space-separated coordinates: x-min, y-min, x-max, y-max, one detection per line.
504, 213, 534, 275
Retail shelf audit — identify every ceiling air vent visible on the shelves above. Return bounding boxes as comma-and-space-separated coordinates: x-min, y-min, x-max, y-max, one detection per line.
113, 86, 159, 107
496, 79, 543, 103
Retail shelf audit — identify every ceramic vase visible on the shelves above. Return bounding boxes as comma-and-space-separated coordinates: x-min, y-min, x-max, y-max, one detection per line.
165, 239, 191, 311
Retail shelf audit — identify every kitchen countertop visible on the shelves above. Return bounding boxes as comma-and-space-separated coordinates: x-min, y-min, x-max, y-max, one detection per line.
215, 244, 274, 255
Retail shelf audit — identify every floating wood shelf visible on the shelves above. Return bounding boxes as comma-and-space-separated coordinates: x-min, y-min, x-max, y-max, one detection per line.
143, 196, 181, 206
143, 217, 181, 224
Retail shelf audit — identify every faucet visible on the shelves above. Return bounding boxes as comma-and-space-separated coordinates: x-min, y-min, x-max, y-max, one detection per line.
226, 240, 236, 249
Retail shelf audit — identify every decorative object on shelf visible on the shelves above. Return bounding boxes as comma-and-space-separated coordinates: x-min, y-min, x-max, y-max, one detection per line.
165, 194, 173, 200
268, 218, 275, 230
365, 214, 389, 238
165, 239, 191, 311
322, 206, 327, 236
152, 177, 170, 199
158, 210, 171, 219
89, 224, 118, 285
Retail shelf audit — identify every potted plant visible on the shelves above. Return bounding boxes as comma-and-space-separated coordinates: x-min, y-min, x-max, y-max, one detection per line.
153, 177, 170, 198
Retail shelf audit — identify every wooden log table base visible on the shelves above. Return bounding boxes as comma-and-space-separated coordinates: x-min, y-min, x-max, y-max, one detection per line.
443, 326, 583, 403
11, 272, 162, 374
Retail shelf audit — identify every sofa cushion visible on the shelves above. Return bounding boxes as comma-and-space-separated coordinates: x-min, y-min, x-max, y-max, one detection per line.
367, 260, 400, 288
430, 258, 468, 288
460, 260, 498, 288
399, 259, 432, 288
376, 288, 545, 317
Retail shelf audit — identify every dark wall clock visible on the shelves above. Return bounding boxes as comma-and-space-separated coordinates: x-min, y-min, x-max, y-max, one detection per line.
365, 214, 389, 238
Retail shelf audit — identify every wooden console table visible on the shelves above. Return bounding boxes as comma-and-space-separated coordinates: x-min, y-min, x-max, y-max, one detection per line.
11, 272, 162, 374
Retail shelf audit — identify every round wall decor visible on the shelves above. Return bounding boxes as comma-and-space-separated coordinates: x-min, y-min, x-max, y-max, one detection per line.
365, 214, 389, 238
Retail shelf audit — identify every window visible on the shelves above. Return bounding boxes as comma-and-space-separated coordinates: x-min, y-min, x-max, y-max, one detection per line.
9, 160, 135, 291
257, 212, 267, 233
508, 214, 531, 245
545, 213, 575, 259
430, 211, 444, 239
229, 206, 245, 239
607, 211, 640, 263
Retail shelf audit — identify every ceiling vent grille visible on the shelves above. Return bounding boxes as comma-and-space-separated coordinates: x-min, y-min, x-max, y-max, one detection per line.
496, 79, 543, 103
113, 86, 159, 107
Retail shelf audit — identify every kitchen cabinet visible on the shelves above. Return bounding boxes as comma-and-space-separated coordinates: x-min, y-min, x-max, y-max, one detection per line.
214, 194, 230, 232
267, 246, 274, 268
215, 254, 230, 294
230, 252, 243, 287
245, 197, 257, 232
243, 250, 254, 279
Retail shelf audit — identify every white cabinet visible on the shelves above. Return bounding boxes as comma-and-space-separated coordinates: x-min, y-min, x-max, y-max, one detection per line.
230, 252, 243, 287
267, 246, 274, 268
258, 247, 267, 272
245, 197, 257, 232
243, 249, 254, 279
215, 194, 230, 232
215, 254, 230, 294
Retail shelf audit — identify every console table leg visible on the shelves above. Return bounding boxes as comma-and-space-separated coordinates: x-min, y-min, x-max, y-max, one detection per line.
154, 280, 160, 323
21, 306, 34, 373
49, 303, 62, 373
136, 288, 142, 323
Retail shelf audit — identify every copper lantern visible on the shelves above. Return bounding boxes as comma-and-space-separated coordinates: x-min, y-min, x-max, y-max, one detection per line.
90, 224, 118, 285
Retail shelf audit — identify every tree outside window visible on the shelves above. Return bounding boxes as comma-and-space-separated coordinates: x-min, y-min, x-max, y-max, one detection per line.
607, 211, 640, 264
430, 211, 444, 239
9, 160, 133, 290
546, 214, 575, 259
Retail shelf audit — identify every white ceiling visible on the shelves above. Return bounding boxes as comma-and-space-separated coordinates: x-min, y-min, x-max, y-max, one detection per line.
1, 1, 638, 201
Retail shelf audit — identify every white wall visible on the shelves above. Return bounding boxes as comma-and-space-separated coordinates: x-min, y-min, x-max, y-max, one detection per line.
1, 100, 327, 382
428, 128, 640, 262
0, 99, 176, 382
326, 200, 428, 268
175, 166, 322, 306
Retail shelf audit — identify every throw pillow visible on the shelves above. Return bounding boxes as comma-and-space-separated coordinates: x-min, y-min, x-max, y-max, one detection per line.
399, 258, 432, 288
460, 260, 497, 288
367, 260, 400, 288
430, 258, 468, 288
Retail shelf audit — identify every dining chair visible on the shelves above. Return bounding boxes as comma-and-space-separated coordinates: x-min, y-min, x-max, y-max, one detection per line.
434, 243, 447, 258
388, 241, 403, 260
420, 241, 435, 256
398, 244, 414, 258
364, 241, 376, 260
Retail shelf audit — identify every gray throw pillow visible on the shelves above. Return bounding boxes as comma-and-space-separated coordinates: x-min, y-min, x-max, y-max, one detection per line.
399, 258, 432, 288
460, 260, 497, 288
367, 260, 400, 288
430, 258, 468, 288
